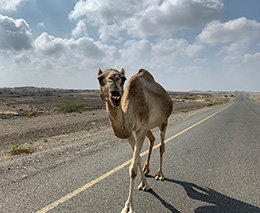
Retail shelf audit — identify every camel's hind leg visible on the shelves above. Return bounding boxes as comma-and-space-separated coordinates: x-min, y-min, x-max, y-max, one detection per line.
155, 123, 167, 181
143, 130, 155, 175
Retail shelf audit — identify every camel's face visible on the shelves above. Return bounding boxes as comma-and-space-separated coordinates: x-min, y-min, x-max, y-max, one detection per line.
98, 68, 126, 107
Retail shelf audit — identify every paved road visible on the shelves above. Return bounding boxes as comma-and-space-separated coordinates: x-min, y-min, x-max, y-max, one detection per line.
1, 94, 260, 212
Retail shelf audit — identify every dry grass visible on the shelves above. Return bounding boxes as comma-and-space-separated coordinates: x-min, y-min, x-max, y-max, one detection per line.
247, 93, 260, 104
171, 92, 235, 104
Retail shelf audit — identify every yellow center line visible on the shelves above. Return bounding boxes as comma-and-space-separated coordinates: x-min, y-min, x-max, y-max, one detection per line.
37, 102, 233, 213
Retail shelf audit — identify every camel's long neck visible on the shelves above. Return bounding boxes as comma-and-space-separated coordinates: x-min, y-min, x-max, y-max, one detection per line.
106, 102, 132, 139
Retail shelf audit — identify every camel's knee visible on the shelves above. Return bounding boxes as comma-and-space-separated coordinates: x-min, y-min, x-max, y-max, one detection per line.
129, 164, 137, 179
147, 131, 155, 145
150, 136, 155, 145
160, 144, 165, 154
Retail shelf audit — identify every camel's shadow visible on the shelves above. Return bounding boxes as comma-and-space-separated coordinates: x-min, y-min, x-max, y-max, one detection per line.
145, 175, 260, 213
146, 188, 180, 213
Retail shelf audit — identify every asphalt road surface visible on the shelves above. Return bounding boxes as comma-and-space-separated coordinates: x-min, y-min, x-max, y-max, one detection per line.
1, 94, 260, 213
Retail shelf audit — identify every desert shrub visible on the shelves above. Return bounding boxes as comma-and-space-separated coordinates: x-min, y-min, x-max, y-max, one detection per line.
58, 102, 88, 113
207, 99, 230, 107
28, 111, 36, 116
9, 145, 30, 155
213, 99, 230, 105
181, 109, 190, 113
223, 99, 230, 103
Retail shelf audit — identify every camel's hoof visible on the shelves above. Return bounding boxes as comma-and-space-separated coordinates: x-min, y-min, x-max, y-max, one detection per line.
121, 206, 134, 213
138, 181, 150, 191
142, 166, 150, 175
155, 172, 165, 181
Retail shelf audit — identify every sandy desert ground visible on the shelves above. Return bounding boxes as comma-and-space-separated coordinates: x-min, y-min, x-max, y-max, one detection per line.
0, 87, 236, 186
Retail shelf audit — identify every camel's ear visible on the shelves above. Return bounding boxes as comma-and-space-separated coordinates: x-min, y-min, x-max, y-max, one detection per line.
97, 69, 104, 86
120, 68, 126, 85
98, 68, 103, 75
119, 68, 125, 76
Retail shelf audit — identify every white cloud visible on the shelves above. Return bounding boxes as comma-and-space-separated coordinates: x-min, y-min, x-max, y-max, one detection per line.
68, 37, 107, 59
117, 37, 204, 77
34, 33, 65, 56
151, 38, 204, 59
37, 22, 46, 28
152, 38, 187, 56
0, 0, 26, 11
32, 32, 118, 72
0, 29, 120, 88
185, 44, 205, 57
197, 17, 260, 45
71, 20, 88, 38
34, 32, 112, 63
0, 15, 32, 51
69, 0, 147, 24
243, 52, 260, 64
218, 42, 248, 62
131, 0, 223, 37
195, 58, 208, 64
69, 0, 223, 40
117, 39, 152, 72
98, 24, 123, 43
15, 30, 115, 64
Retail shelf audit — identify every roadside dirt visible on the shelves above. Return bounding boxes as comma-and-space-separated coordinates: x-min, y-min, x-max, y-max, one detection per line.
0, 88, 235, 187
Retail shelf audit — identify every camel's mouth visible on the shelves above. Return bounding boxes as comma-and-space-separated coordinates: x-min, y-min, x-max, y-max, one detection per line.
110, 91, 121, 107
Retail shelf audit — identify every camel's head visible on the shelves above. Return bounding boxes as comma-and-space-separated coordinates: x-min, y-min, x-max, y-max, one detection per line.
97, 68, 126, 107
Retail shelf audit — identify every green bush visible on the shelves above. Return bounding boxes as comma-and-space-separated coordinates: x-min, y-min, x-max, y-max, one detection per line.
58, 102, 88, 113
207, 99, 230, 107
10, 145, 30, 155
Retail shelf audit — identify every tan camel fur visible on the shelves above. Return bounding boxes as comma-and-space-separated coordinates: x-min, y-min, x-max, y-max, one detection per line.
97, 68, 173, 213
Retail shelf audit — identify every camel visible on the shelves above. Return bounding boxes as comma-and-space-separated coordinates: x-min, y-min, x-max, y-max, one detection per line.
97, 68, 173, 213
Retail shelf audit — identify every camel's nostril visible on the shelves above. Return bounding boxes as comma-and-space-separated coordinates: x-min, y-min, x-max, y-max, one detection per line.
111, 91, 120, 97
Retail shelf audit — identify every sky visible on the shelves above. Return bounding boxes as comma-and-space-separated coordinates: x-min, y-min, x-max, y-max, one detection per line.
0, 0, 260, 92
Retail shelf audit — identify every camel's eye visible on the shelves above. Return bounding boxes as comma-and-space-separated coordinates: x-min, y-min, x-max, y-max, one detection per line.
108, 78, 114, 83
108, 77, 120, 83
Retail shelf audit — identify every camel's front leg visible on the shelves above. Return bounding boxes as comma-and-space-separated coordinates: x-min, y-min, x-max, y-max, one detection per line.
121, 134, 135, 213
122, 132, 148, 213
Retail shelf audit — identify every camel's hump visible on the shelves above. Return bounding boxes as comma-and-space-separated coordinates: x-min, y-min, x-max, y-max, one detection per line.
137, 69, 155, 82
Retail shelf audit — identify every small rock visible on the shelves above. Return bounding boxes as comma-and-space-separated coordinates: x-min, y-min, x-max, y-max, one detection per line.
22, 175, 28, 179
